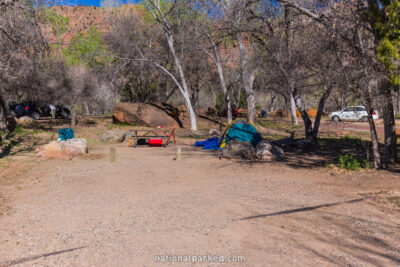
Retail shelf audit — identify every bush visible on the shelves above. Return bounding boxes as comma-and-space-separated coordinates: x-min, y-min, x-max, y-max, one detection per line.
338, 154, 361, 171
14, 125, 23, 134
360, 159, 373, 169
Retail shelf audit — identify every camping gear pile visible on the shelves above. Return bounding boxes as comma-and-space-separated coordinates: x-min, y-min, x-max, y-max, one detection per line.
127, 128, 176, 148
194, 118, 285, 161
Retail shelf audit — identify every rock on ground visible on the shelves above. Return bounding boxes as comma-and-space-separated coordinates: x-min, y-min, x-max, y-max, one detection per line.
62, 138, 88, 155
271, 145, 285, 161
223, 140, 255, 160
36, 138, 88, 160
124, 130, 137, 141
113, 103, 180, 128
256, 140, 285, 161
15, 116, 34, 126
256, 140, 273, 160
100, 130, 126, 143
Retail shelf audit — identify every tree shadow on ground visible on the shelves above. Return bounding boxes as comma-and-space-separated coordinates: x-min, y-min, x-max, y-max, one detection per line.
239, 198, 400, 266
216, 137, 400, 173
0, 246, 86, 266
0, 133, 50, 158
239, 197, 370, 220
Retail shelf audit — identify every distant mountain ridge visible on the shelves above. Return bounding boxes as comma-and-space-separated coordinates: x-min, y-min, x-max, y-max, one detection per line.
41, 5, 138, 44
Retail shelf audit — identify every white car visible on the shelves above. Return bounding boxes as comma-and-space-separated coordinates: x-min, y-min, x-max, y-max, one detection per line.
328, 106, 379, 122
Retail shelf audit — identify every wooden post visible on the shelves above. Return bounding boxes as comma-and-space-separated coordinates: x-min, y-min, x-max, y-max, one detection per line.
175, 146, 181, 161
110, 146, 116, 163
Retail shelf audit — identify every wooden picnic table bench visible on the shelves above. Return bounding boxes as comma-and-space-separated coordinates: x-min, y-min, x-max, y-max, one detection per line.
128, 128, 176, 148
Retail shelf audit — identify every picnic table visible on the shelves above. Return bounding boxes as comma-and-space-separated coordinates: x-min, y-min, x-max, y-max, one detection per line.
128, 128, 176, 148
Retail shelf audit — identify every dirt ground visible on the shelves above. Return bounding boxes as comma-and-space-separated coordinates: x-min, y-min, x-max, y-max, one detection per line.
0, 117, 399, 266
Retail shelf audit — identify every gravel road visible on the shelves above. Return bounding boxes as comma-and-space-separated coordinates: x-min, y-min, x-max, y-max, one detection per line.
0, 144, 399, 266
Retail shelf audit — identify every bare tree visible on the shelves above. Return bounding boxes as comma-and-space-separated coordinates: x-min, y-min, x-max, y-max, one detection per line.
0, 0, 48, 136
274, 0, 390, 167
145, 0, 198, 131
194, 20, 234, 123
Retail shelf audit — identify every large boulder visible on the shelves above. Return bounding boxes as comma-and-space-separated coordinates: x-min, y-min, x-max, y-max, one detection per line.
62, 138, 88, 155
223, 140, 255, 160
113, 103, 180, 128
256, 140, 273, 160
256, 140, 285, 161
16, 116, 34, 126
36, 138, 88, 160
100, 130, 126, 143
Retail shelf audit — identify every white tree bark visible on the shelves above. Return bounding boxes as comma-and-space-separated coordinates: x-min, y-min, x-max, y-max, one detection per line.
214, 47, 232, 123
237, 33, 256, 122
148, 0, 197, 132
165, 34, 197, 131
289, 92, 299, 125
200, 31, 233, 123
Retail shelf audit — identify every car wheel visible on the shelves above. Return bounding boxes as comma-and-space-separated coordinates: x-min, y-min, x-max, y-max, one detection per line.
332, 116, 340, 122
361, 116, 368, 122
61, 110, 69, 119
31, 112, 40, 120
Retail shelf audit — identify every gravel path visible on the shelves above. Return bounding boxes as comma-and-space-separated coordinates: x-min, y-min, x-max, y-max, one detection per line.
0, 144, 399, 266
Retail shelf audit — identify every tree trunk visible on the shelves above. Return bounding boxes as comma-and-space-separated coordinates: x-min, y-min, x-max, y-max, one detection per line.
83, 101, 90, 116
363, 98, 382, 169
166, 33, 197, 131
0, 94, 10, 145
289, 92, 299, 125
237, 33, 256, 122
269, 95, 276, 112
312, 85, 333, 143
398, 90, 400, 116
70, 105, 76, 127
235, 87, 241, 108
292, 87, 313, 139
190, 86, 200, 114
0, 94, 8, 138
368, 115, 381, 169
285, 7, 298, 126
215, 52, 232, 123
382, 85, 398, 164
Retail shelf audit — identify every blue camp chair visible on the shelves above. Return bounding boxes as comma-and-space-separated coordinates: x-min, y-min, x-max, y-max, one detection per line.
58, 127, 74, 141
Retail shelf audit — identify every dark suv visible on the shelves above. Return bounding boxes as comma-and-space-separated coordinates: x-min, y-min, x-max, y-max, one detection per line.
7, 101, 41, 120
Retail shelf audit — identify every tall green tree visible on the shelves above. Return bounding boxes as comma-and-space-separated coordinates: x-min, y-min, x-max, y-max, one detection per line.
369, 0, 399, 164
63, 26, 111, 68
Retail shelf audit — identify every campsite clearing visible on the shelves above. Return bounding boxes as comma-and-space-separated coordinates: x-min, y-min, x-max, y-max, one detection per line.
0, 117, 399, 266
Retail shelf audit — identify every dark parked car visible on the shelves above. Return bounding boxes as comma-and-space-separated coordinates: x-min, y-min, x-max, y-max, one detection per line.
7, 101, 41, 120
41, 104, 70, 119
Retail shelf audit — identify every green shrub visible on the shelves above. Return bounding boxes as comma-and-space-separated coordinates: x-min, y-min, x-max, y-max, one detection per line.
14, 125, 23, 134
338, 154, 361, 171
360, 159, 373, 169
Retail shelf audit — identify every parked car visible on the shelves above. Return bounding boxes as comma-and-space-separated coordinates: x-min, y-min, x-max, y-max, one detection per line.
41, 104, 70, 119
7, 101, 41, 120
328, 106, 379, 122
